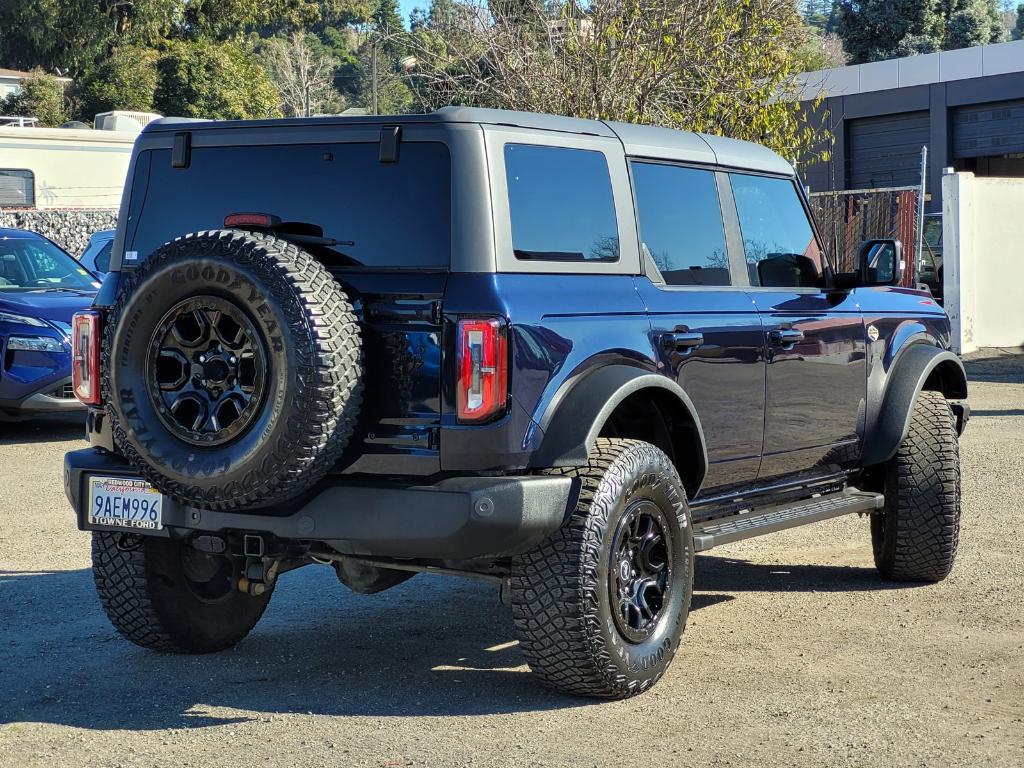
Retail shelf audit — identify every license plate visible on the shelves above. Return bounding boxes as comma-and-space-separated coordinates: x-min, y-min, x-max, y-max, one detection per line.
87, 476, 164, 531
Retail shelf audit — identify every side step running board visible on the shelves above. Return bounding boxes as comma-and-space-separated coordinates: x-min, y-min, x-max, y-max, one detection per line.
692, 490, 884, 552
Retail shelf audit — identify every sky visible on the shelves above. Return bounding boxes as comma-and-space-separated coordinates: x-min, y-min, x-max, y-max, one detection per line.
398, 0, 421, 27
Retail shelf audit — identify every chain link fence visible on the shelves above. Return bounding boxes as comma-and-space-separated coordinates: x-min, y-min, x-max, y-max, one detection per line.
808, 186, 922, 289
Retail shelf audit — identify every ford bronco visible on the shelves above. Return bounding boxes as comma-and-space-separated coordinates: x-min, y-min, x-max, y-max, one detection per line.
64, 108, 968, 699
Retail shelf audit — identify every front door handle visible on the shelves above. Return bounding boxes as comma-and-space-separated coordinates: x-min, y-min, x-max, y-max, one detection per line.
769, 328, 805, 347
661, 331, 705, 353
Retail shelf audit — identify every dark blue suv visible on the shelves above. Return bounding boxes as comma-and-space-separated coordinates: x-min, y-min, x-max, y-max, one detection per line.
0, 228, 97, 418
64, 109, 969, 699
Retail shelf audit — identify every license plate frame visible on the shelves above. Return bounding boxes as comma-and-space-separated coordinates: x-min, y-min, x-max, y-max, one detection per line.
87, 476, 165, 531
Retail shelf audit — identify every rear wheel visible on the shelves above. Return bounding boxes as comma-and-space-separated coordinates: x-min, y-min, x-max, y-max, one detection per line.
872, 390, 961, 582
92, 532, 272, 653
510, 438, 693, 699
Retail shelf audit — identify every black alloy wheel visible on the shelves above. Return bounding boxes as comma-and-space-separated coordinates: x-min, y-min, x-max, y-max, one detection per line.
609, 500, 672, 643
148, 296, 267, 447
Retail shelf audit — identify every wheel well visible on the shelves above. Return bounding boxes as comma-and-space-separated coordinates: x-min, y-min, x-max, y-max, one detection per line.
598, 389, 704, 498
922, 359, 968, 400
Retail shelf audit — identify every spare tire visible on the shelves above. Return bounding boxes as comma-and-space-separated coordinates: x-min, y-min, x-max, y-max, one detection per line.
103, 230, 362, 510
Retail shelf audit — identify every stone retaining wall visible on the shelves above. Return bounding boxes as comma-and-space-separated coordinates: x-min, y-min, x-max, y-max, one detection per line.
0, 209, 118, 256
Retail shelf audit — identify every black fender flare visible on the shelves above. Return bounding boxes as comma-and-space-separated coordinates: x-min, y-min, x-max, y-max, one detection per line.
861, 345, 968, 467
529, 364, 708, 492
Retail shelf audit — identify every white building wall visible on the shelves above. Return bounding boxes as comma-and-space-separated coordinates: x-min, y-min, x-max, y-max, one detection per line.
943, 172, 1024, 353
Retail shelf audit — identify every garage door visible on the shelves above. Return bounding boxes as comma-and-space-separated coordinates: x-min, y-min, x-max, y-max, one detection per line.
953, 99, 1024, 159
846, 112, 929, 189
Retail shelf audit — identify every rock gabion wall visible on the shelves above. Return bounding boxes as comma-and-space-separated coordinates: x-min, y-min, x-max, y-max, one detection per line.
0, 209, 118, 256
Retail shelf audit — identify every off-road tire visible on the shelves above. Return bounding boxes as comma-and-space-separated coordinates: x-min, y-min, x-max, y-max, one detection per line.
103, 230, 362, 511
872, 390, 960, 582
510, 438, 693, 699
92, 531, 272, 653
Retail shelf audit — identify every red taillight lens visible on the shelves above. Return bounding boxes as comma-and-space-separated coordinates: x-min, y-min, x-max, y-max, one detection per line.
457, 318, 508, 424
72, 311, 101, 405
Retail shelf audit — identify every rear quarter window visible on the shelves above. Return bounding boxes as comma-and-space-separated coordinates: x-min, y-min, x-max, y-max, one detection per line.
504, 144, 619, 262
128, 142, 451, 270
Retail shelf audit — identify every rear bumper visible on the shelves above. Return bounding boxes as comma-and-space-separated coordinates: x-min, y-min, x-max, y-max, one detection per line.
64, 448, 576, 561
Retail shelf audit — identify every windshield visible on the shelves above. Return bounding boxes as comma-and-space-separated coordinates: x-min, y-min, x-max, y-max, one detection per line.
0, 237, 97, 290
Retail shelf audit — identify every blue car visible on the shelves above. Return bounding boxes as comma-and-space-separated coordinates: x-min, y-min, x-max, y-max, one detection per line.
0, 228, 99, 417
78, 229, 115, 276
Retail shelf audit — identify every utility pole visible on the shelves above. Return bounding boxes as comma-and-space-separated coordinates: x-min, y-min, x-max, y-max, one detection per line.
371, 39, 379, 115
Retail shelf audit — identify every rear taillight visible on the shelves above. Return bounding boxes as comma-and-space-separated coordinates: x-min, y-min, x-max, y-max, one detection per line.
72, 311, 101, 405
457, 318, 508, 424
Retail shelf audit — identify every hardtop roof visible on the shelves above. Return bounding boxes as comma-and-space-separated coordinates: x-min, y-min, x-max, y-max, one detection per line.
142, 106, 794, 176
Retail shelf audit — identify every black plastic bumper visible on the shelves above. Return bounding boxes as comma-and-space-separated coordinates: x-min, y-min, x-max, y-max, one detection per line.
64, 448, 577, 560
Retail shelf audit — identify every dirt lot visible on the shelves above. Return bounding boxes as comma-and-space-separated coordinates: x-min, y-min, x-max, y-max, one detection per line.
1, 351, 1022, 768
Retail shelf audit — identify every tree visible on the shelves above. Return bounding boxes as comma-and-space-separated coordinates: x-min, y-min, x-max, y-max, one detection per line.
74, 46, 160, 120
0, 0, 178, 77
1, 71, 68, 126
262, 32, 341, 116
830, 0, 1007, 63
1012, 3, 1024, 39
154, 40, 282, 119
801, 29, 849, 70
405, 0, 828, 159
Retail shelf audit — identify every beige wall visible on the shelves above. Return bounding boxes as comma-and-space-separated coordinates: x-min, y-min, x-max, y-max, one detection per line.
943, 173, 1024, 353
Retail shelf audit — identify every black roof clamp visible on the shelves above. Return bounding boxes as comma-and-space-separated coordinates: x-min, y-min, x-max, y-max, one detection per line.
379, 126, 401, 163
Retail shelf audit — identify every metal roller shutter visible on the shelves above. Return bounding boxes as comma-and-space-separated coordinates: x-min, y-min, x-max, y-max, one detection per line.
953, 99, 1024, 159
846, 112, 929, 189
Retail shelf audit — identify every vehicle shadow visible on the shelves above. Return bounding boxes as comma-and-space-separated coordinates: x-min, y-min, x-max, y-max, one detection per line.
0, 563, 731, 730
0, 414, 85, 445
0, 552, 901, 731
695, 554, 913, 593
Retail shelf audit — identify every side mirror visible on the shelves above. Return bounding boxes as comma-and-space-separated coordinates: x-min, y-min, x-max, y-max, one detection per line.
857, 239, 904, 287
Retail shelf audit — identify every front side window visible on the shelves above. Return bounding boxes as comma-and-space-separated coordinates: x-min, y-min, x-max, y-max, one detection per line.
631, 162, 729, 286
0, 169, 34, 207
731, 174, 824, 289
505, 144, 619, 262
0, 238, 96, 290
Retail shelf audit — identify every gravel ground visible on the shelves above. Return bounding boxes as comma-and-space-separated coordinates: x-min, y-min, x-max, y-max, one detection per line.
1, 351, 1022, 768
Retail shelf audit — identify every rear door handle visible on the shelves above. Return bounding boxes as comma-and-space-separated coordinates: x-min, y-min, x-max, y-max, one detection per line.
769, 329, 805, 346
661, 331, 704, 353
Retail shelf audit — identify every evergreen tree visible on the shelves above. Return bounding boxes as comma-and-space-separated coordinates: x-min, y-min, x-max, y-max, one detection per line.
154, 40, 282, 119
0, 71, 68, 126
1012, 3, 1024, 39
831, 0, 1006, 63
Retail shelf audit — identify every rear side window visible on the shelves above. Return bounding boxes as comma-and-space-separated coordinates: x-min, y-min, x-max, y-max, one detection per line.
129, 142, 450, 269
631, 162, 729, 286
505, 144, 619, 262
94, 240, 113, 272
730, 174, 824, 288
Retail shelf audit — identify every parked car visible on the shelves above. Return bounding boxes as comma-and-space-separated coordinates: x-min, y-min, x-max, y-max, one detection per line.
64, 108, 968, 699
78, 229, 115, 276
0, 228, 98, 418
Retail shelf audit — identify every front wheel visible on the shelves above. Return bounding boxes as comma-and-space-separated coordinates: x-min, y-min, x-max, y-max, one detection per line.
872, 390, 961, 582
510, 438, 694, 699
92, 532, 272, 653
